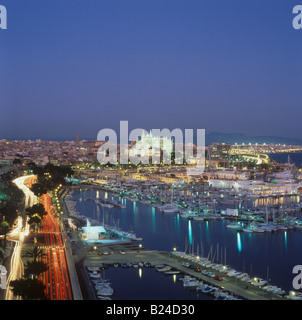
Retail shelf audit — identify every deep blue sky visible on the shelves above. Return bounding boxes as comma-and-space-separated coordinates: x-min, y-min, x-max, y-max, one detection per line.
0, 0, 301, 141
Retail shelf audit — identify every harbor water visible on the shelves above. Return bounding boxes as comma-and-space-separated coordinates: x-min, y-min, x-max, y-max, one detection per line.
96, 267, 212, 300
72, 188, 302, 293
268, 152, 302, 167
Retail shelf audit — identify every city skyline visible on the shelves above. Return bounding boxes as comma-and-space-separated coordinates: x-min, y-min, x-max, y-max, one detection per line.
0, 0, 301, 141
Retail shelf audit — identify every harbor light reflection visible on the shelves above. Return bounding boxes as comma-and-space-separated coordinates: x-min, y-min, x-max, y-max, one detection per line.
188, 220, 193, 245
152, 207, 156, 234
237, 232, 242, 253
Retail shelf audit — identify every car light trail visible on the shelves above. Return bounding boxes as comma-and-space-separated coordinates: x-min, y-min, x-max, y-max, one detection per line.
5, 176, 36, 300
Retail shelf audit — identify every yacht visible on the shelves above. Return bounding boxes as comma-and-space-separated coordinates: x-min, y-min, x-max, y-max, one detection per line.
98, 296, 112, 300
141, 200, 151, 204
163, 205, 180, 213
87, 266, 100, 272
97, 286, 113, 296
226, 223, 244, 231
179, 275, 193, 282
157, 266, 171, 272
249, 278, 267, 287
196, 284, 216, 293
214, 291, 229, 300
244, 228, 254, 233
227, 270, 242, 277
183, 279, 200, 287
193, 216, 205, 221
89, 271, 101, 279
294, 223, 302, 230
165, 270, 180, 275
262, 285, 286, 295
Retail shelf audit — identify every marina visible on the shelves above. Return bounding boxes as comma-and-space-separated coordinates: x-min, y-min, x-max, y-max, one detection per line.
62, 181, 302, 299
81, 248, 290, 300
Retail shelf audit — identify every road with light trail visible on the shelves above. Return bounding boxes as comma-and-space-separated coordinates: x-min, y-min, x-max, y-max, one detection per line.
5, 175, 36, 300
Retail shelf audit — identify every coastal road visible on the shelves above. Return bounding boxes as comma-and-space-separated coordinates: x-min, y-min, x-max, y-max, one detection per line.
5, 175, 36, 300
39, 194, 72, 300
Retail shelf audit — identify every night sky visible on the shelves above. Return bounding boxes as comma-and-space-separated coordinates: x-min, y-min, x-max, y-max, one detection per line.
0, 0, 301, 141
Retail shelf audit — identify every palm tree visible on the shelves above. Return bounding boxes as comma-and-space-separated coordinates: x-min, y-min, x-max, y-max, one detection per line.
23, 245, 44, 263
10, 278, 47, 300
0, 248, 4, 264
24, 260, 48, 278
28, 215, 42, 233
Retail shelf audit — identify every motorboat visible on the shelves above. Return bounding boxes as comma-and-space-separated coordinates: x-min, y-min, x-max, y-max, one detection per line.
214, 291, 229, 300
163, 205, 180, 213
196, 284, 216, 294
97, 286, 113, 296
183, 279, 200, 287
89, 271, 101, 279
87, 266, 99, 272
227, 270, 242, 277
179, 275, 194, 282
98, 296, 112, 300
249, 277, 267, 287
157, 266, 171, 272
164, 270, 180, 275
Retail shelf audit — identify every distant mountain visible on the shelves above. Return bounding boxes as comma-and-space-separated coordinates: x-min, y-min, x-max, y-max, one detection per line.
205, 132, 302, 146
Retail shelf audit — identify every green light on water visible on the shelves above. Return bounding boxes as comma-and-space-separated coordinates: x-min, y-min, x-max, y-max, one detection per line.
237, 232, 242, 252
188, 220, 193, 245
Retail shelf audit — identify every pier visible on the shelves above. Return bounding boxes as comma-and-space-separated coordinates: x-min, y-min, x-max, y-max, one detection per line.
64, 185, 297, 300
81, 246, 281, 300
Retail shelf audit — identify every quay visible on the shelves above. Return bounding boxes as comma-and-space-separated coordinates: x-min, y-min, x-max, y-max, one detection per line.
62, 185, 294, 300
81, 246, 280, 301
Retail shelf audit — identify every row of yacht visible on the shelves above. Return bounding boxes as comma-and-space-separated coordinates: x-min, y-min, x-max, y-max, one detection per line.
179, 275, 241, 300
227, 220, 302, 233
101, 181, 302, 232
87, 267, 114, 300
67, 182, 302, 236
171, 251, 292, 298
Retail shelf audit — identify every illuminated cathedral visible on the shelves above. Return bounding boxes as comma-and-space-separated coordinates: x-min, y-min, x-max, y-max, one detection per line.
130, 130, 173, 162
